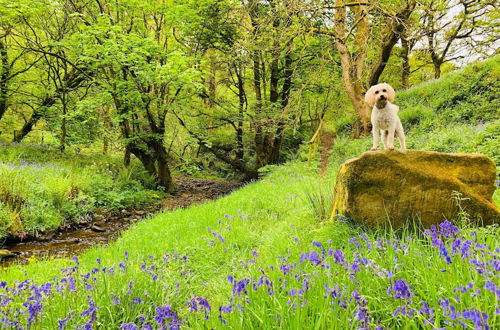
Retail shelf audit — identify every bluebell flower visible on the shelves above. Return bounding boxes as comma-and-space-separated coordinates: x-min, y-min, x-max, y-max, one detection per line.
332, 250, 348, 268
438, 220, 459, 238
349, 237, 361, 249
58, 313, 72, 329
154, 305, 175, 325
299, 251, 322, 266
232, 278, 250, 297
352, 291, 369, 327
484, 281, 500, 299
312, 241, 326, 254
218, 305, 232, 325
388, 279, 413, 300
120, 323, 138, 330
80, 295, 99, 323
111, 294, 121, 306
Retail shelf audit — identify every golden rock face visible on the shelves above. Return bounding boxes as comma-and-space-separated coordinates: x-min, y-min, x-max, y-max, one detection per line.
331, 150, 500, 228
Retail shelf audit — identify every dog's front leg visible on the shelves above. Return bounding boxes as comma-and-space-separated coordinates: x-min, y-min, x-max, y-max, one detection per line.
371, 124, 379, 151
386, 125, 396, 150
381, 130, 389, 149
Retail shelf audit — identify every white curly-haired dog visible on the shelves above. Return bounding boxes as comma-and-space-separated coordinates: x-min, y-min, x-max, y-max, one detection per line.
364, 83, 406, 152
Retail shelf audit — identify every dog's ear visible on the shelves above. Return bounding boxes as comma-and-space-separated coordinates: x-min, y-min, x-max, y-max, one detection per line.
364, 86, 375, 106
385, 83, 396, 103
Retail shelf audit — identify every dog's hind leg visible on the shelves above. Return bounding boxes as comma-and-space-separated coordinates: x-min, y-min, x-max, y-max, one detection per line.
396, 128, 406, 152
370, 124, 380, 151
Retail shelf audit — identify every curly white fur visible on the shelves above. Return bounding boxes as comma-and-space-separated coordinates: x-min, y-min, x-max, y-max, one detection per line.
364, 83, 406, 152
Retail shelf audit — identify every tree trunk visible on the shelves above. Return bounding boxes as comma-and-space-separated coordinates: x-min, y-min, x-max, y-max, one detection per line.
156, 150, 174, 192
269, 52, 293, 164
236, 66, 245, 160
131, 148, 156, 179
433, 60, 442, 79
207, 49, 216, 130
334, 1, 371, 136
59, 96, 67, 151
252, 50, 267, 168
0, 39, 9, 121
368, 0, 416, 86
369, 33, 400, 86
401, 36, 411, 89
149, 131, 174, 192
60, 116, 66, 151
103, 104, 111, 154
13, 96, 55, 143
124, 147, 131, 167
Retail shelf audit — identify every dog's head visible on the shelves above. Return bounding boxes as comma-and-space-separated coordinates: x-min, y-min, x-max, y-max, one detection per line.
364, 83, 395, 107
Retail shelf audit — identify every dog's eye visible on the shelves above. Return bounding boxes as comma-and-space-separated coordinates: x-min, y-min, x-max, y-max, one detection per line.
375, 91, 379, 94
383, 89, 387, 92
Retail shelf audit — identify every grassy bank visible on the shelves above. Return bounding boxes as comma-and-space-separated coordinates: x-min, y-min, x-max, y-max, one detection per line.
0, 144, 163, 239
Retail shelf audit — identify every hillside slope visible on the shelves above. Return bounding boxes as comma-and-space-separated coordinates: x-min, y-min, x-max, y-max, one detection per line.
331, 56, 500, 166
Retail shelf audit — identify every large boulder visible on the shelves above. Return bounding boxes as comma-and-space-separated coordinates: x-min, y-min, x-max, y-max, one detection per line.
331, 150, 499, 228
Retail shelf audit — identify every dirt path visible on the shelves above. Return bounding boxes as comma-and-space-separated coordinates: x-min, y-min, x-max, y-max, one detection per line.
1, 177, 242, 265
319, 131, 335, 175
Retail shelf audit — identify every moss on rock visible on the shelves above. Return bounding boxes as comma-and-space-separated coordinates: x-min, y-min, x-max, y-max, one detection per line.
332, 150, 499, 228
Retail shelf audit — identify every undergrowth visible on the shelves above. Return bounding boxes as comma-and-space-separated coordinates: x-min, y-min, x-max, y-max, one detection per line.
0, 145, 163, 238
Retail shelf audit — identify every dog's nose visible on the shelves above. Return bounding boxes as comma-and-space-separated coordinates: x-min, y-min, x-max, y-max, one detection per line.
379, 95, 386, 100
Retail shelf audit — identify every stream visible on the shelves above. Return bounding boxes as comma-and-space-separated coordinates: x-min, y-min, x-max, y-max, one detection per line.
1, 177, 241, 266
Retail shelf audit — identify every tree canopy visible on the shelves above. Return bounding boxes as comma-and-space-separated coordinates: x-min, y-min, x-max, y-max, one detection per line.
0, 0, 498, 188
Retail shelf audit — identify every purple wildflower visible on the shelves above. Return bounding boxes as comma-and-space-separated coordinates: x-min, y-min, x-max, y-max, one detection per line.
312, 241, 326, 254
332, 250, 348, 268
349, 237, 361, 249
188, 297, 211, 319
352, 291, 370, 327
232, 278, 250, 297
299, 251, 322, 266
111, 294, 121, 306
484, 281, 500, 299
154, 305, 176, 326
58, 313, 72, 329
80, 295, 99, 323
439, 245, 452, 264
439, 221, 459, 238
388, 279, 413, 300
218, 305, 232, 325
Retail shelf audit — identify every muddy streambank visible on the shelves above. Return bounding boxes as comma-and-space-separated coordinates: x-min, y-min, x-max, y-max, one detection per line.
1, 177, 242, 266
